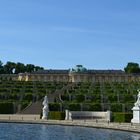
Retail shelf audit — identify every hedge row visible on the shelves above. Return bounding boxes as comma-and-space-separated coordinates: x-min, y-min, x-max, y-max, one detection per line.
112, 112, 133, 122
48, 111, 65, 120
0, 102, 14, 114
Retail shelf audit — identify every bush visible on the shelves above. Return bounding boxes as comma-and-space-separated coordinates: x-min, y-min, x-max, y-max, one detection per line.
69, 103, 81, 111
0, 102, 14, 114
48, 111, 65, 120
23, 93, 33, 101
108, 95, 117, 103
110, 104, 122, 112
75, 94, 85, 102
112, 112, 133, 122
89, 103, 102, 111
20, 102, 30, 110
49, 103, 60, 111
61, 94, 69, 101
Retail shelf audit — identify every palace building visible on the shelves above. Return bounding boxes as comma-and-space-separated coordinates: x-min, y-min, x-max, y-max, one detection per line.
18, 65, 140, 82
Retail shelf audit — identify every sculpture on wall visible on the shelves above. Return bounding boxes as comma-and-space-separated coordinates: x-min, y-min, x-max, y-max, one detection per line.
42, 96, 49, 119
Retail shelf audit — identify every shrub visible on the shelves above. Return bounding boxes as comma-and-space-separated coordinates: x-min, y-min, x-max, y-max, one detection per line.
61, 94, 69, 101
110, 103, 122, 112
48, 111, 65, 120
0, 102, 14, 114
112, 112, 133, 122
23, 93, 33, 101
49, 103, 60, 111
108, 95, 117, 103
20, 102, 30, 110
75, 94, 85, 102
68, 103, 81, 111
89, 103, 102, 111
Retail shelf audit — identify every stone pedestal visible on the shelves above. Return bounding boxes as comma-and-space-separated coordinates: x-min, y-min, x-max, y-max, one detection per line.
65, 110, 72, 120
131, 106, 140, 123
106, 110, 111, 122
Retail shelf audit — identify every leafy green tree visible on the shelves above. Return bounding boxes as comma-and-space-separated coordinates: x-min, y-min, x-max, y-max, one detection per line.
4, 61, 16, 74
0, 60, 44, 74
25, 64, 35, 72
15, 62, 25, 74
124, 62, 140, 73
34, 66, 44, 71
0, 60, 4, 74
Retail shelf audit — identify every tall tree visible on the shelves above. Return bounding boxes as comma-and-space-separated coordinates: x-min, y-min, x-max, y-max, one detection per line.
15, 62, 25, 74
124, 62, 140, 73
0, 60, 4, 74
4, 61, 16, 74
25, 64, 35, 72
34, 66, 44, 71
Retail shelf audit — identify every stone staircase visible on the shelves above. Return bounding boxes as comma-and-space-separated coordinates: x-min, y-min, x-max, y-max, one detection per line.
19, 83, 74, 114
19, 101, 42, 114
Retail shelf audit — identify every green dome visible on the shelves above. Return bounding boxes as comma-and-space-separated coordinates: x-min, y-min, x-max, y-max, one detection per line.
70, 65, 87, 73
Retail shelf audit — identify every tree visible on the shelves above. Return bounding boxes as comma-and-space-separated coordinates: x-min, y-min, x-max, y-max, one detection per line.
0, 61, 4, 74
15, 62, 25, 74
4, 61, 16, 74
25, 64, 35, 72
124, 62, 140, 73
34, 66, 44, 71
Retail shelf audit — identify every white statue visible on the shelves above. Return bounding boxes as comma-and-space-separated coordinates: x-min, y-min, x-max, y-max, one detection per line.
131, 90, 140, 123
134, 89, 140, 107
42, 96, 49, 119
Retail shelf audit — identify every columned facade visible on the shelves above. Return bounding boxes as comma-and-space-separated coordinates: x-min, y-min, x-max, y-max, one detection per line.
18, 65, 140, 83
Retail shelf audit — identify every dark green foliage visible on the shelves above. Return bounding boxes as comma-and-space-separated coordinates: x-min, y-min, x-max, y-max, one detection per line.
124, 95, 135, 103
0, 80, 139, 114
23, 93, 33, 101
68, 103, 81, 111
112, 112, 133, 122
75, 94, 85, 102
0, 60, 44, 74
49, 103, 60, 111
124, 62, 140, 73
89, 103, 102, 111
81, 103, 102, 111
0, 102, 14, 114
61, 94, 69, 101
48, 111, 65, 120
108, 95, 117, 103
110, 104, 122, 112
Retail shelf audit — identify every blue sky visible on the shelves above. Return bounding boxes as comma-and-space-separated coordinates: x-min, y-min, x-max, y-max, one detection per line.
0, 0, 140, 70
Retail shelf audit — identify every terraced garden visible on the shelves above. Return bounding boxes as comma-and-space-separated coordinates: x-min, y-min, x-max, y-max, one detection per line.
0, 80, 139, 114
0, 80, 67, 113
59, 82, 139, 112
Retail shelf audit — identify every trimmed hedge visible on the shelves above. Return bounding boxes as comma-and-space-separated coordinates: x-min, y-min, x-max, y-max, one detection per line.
69, 103, 81, 111
49, 103, 60, 111
48, 111, 65, 120
0, 102, 14, 114
112, 112, 133, 122
110, 104, 122, 112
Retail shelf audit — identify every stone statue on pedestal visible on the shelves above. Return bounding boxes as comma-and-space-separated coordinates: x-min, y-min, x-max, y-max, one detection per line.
131, 90, 140, 123
134, 89, 140, 107
42, 96, 49, 119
